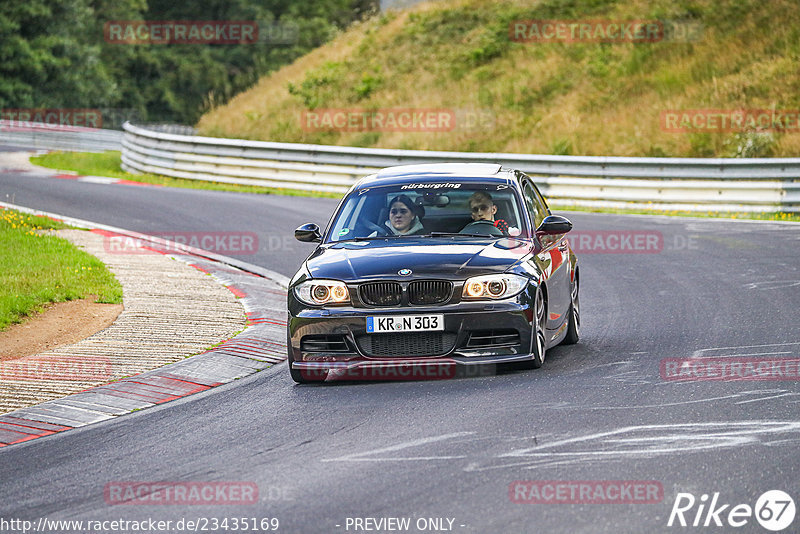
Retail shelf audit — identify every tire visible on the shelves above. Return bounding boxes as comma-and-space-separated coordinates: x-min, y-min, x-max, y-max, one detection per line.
521, 285, 547, 369
561, 273, 580, 345
288, 330, 327, 384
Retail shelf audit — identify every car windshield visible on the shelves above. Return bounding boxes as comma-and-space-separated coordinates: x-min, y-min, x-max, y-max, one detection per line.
326, 181, 529, 242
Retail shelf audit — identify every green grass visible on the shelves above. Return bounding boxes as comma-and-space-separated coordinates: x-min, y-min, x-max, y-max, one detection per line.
197, 0, 800, 157
30, 151, 342, 199
0, 209, 123, 331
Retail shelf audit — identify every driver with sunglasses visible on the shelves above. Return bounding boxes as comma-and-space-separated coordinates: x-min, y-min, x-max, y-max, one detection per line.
463, 191, 510, 235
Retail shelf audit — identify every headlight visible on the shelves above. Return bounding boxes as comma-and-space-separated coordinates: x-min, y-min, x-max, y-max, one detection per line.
295, 279, 350, 306
462, 274, 527, 300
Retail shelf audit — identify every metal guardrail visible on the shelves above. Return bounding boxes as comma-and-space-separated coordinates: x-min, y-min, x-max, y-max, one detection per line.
1, 121, 796, 212
0, 121, 123, 152
121, 122, 799, 212
30, 120, 796, 212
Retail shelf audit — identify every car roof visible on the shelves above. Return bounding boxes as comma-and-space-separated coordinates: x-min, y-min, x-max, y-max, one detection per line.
355, 163, 517, 188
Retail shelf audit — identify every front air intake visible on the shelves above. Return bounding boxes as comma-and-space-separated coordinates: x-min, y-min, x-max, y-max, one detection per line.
356, 332, 457, 357
408, 280, 453, 305
466, 329, 520, 348
359, 282, 402, 306
300, 334, 351, 352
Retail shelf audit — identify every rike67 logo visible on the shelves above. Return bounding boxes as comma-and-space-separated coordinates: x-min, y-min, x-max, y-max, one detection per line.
668, 490, 796, 531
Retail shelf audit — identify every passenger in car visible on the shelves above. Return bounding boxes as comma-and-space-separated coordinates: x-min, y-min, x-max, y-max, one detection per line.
370, 194, 426, 236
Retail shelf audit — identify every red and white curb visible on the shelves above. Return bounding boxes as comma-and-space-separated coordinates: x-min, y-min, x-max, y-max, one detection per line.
49, 172, 163, 187
0, 203, 288, 447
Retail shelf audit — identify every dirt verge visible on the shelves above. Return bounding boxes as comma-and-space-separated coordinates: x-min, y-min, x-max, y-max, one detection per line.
0, 297, 123, 361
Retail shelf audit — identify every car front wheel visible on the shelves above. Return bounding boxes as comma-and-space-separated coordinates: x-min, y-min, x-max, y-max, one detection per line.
521, 285, 547, 369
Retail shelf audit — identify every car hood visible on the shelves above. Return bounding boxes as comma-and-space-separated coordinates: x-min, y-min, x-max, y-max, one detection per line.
305, 237, 532, 281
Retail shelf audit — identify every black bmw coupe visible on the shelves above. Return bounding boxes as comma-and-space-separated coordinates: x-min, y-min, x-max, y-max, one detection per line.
287, 163, 579, 383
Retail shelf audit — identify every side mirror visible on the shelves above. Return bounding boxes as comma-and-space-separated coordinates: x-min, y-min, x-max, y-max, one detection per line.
536, 215, 572, 236
295, 223, 322, 243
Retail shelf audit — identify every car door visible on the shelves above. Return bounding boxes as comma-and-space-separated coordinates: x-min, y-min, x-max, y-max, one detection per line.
521, 177, 571, 337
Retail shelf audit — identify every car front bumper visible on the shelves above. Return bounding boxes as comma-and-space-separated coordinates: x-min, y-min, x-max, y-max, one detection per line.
288, 296, 537, 375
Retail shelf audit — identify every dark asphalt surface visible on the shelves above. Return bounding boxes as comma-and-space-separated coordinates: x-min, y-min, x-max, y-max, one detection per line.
1, 155, 799, 533
0, 169, 338, 277
0, 144, 33, 152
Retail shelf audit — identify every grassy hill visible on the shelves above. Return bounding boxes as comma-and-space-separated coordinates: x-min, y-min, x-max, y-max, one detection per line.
196, 0, 800, 157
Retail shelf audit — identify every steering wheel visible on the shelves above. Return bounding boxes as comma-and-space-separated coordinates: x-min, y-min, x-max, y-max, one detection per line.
365, 220, 390, 236
460, 220, 504, 236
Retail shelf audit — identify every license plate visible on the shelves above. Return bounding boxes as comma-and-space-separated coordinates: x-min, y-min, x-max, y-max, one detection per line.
366, 314, 444, 334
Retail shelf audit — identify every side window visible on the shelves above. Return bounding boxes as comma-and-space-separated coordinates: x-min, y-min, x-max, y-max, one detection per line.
530, 181, 550, 217
522, 181, 546, 229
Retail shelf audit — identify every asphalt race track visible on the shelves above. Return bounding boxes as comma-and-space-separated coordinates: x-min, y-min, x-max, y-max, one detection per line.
1, 159, 799, 533
0, 169, 337, 277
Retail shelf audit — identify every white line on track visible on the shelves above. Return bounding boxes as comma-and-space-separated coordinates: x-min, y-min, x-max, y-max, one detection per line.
321, 431, 475, 463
